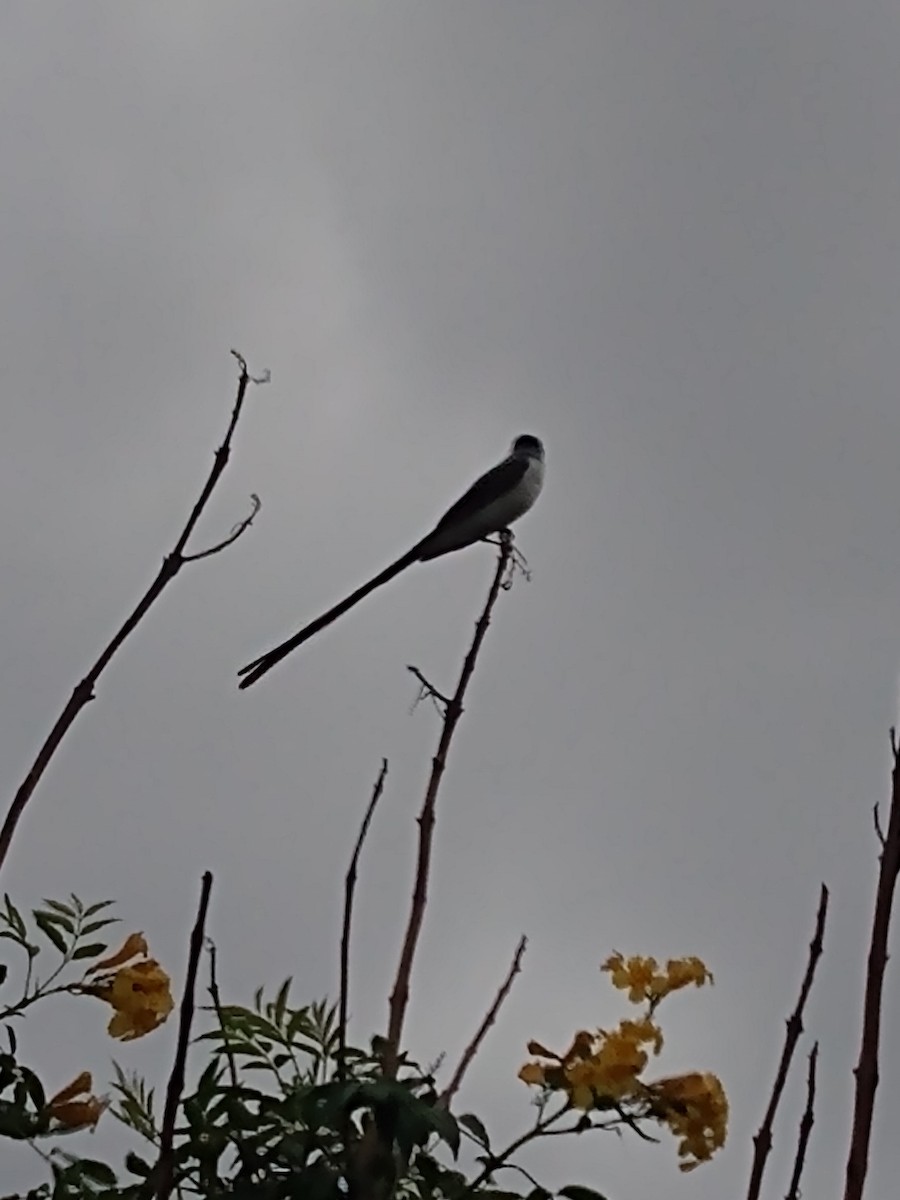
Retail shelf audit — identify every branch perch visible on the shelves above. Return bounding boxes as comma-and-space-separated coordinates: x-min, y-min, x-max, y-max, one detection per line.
383, 531, 515, 1078
0, 352, 265, 875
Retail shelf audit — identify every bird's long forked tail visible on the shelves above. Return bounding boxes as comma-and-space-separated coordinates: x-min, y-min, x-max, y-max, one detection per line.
237, 542, 424, 689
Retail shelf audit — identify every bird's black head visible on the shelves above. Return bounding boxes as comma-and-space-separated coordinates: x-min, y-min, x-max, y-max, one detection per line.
511, 434, 544, 460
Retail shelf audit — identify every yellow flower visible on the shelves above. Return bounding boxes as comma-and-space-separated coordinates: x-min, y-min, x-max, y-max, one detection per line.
661, 957, 714, 996
75, 932, 174, 1040
45, 1072, 108, 1131
602, 953, 713, 1003
601, 954, 666, 1003
87, 932, 149, 972
647, 1072, 729, 1170
518, 1062, 546, 1086
520, 1017, 663, 1109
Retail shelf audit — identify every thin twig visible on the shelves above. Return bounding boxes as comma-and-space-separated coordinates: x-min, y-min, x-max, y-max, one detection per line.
182, 493, 261, 562
407, 665, 452, 711
339, 759, 388, 1080
747, 882, 828, 1200
457, 1102, 569, 1197
439, 935, 527, 1107
0, 354, 265, 876
155, 871, 214, 1200
873, 803, 886, 849
383, 531, 515, 1078
844, 738, 900, 1200
207, 938, 237, 1090
785, 1042, 818, 1200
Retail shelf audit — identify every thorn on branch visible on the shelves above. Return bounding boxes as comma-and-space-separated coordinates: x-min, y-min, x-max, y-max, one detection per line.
182, 493, 262, 562
407, 665, 452, 714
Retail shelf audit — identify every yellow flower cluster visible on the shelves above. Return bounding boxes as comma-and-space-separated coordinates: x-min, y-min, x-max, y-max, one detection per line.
601, 953, 712, 1005
647, 1072, 729, 1171
74, 932, 174, 1041
518, 952, 726, 1171
519, 1016, 663, 1108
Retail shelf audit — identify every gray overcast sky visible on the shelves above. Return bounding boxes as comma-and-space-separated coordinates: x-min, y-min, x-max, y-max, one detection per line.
2, 2, 899, 1196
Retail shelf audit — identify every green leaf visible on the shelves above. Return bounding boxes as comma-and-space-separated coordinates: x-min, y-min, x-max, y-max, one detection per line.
558, 1188, 610, 1200
33, 912, 67, 953
82, 900, 116, 917
3, 895, 26, 937
286, 1006, 314, 1041
72, 1159, 118, 1185
272, 976, 292, 1029
81, 917, 120, 936
23, 1069, 45, 1111
195, 1059, 221, 1106
71, 942, 109, 961
422, 1102, 460, 1157
33, 909, 76, 934
41, 899, 76, 919
458, 1111, 491, 1148
124, 1151, 152, 1177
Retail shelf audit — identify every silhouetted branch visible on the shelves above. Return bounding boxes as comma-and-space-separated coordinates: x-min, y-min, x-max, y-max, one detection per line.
339, 759, 388, 1080
383, 531, 515, 1078
207, 938, 237, 1090
0, 352, 265, 876
844, 735, 900, 1200
747, 882, 828, 1200
407, 665, 452, 713
156, 871, 214, 1200
785, 1042, 818, 1200
439, 935, 527, 1107
182, 492, 261, 562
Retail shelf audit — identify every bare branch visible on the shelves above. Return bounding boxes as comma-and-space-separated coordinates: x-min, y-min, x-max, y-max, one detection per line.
0, 355, 264, 876
439, 935, 527, 1107
406, 665, 452, 713
844, 739, 900, 1200
747, 882, 829, 1200
182, 493, 261, 562
339, 759, 388, 1080
383, 530, 515, 1078
206, 938, 237, 1090
155, 871, 214, 1200
785, 1042, 818, 1200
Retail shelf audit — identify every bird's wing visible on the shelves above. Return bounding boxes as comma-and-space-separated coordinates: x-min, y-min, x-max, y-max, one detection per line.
429, 455, 528, 534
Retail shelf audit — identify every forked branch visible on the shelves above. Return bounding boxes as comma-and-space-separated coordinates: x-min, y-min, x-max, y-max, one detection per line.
0, 352, 265, 875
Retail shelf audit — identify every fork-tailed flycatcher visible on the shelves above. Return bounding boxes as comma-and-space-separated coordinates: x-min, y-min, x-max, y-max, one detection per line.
237, 434, 544, 688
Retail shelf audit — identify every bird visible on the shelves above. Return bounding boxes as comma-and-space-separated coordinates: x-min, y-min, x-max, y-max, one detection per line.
237, 434, 545, 688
